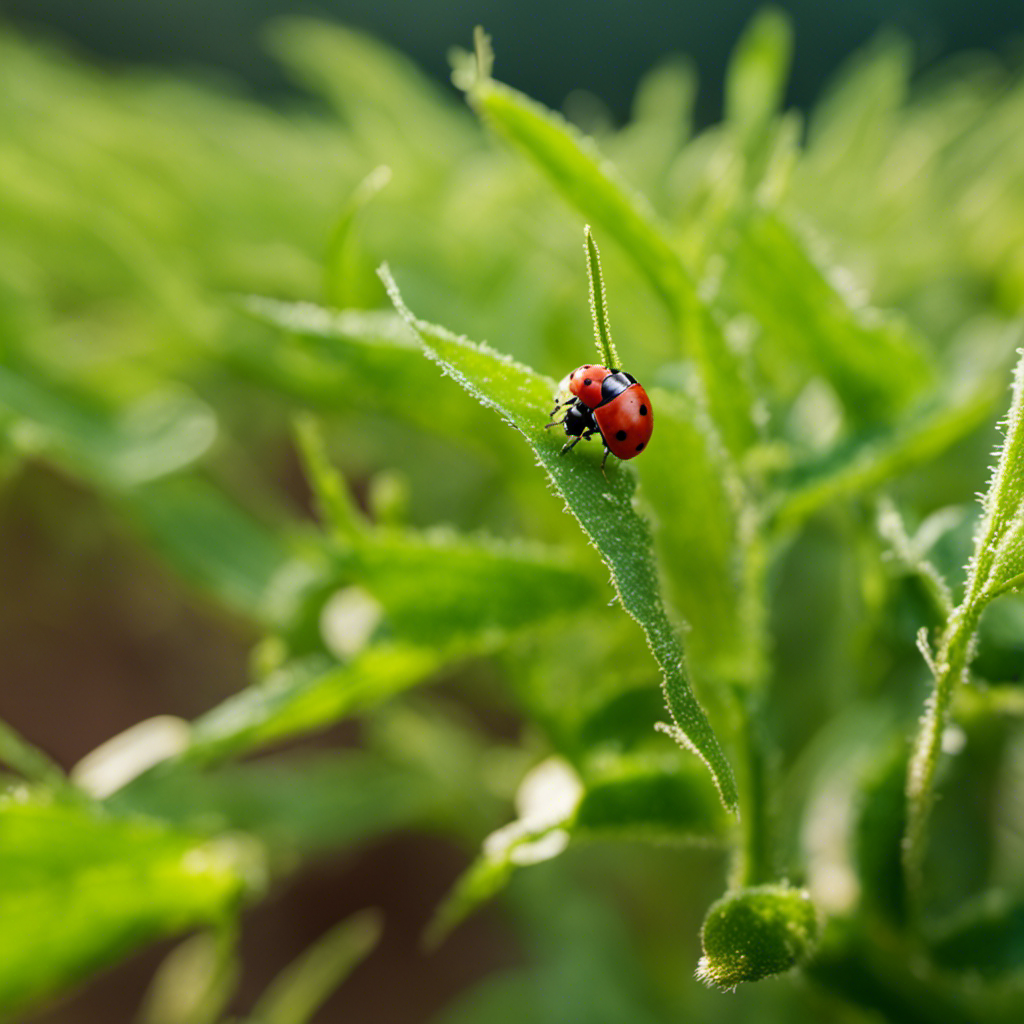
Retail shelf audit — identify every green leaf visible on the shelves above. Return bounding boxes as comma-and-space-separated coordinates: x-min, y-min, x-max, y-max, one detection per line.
723, 210, 932, 424
573, 752, 731, 844
139, 929, 238, 1024
292, 413, 366, 541
184, 646, 444, 765
247, 909, 382, 1024
928, 889, 1024, 976
0, 795, 260, 1017
381, 268, 739, 813
0, 717, 68, 790
238, 298, 515, 459
725, 7, 793, 133
268, 18, 473, 172
113, 752, 442, 854
905, 349, 1024, 910
696, 884, 820, 988
125, 476, 292, 621
0, 365, 216, 490
636, 385, 750, 681
318, 526, 605, 648
429, 749, 732, 945
770, 385, 998, 534
324, 164, 392, 309
465, 74, 757, 454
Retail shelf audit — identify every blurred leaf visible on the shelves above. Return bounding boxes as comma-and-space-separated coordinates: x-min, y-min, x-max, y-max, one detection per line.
114, 752, 441, 854
0, 718, 68, 790
770, 385, 998, 534
427, 756, 581, 945
928, 889, 1024, 976
0, 364, 216, 489
465, 74, 757, 455
382, 269, 739, 813
426, 850, 520, 949
723, 211, 932, 423
319, 527, 605, 646
637, 385, 750, 681
853, 742, 909, 927
324, 164, 392, 309
238, 298, 513, 460
268, 19, 474, 172
246, 909, 381, 1024
184, 647, 444, 765
804, 34, 912, 182
125, 476, 292, 621
292, 412, 366, 541
0, 795, 260, 1017
724, 7, 793, 135
139, 929, 238, 1024
574, 751, 731, 844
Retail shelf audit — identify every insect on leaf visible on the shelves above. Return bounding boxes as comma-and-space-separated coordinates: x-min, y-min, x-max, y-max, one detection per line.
380, 266, 739, 814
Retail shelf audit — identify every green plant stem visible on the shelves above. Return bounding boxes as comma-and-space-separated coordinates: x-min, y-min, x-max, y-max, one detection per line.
903, 605, 979, 912
583, 226, 620, 369
732, 689, 775, 887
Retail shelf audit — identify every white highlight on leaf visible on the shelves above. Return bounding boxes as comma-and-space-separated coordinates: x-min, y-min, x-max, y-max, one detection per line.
515, 755, 584, 825
941, 724, 967, 755
320, 586, 383, 658
482, 757, 583, 866
71, 716, 191, 799
803, 777, 859, 914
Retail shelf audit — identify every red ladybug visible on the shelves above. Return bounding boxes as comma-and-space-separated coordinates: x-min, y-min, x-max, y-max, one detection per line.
546, 363, 653, 470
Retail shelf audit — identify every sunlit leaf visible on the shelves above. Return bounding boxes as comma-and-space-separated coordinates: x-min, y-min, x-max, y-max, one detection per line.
247, 909, 382, 1024
0, 795, 260, 1017
382, 268, 739, 813
465, 72, 757, 455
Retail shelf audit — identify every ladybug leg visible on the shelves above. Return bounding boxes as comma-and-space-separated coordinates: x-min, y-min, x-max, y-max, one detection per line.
545, 399, 576, 428
559, 435, 584, 454
600, 445, 612, 475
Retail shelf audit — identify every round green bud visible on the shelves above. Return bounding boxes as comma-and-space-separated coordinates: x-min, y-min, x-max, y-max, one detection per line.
697, 884, 820, 989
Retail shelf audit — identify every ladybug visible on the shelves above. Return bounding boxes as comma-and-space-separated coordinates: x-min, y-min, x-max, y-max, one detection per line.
545, 363, 654, 470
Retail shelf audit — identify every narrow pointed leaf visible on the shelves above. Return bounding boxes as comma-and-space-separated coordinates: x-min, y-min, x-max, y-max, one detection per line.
725, 7, 793, 133
382, 268, 738, 813
466, 76, 757, 454
247, 909, 382, 1024
184, 646, 444, 765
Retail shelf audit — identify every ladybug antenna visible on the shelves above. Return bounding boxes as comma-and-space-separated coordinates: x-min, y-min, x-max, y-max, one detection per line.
584, 226, 620, 370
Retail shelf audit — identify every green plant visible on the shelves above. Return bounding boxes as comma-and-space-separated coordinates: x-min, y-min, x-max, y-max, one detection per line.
1, 7, 1024, 1022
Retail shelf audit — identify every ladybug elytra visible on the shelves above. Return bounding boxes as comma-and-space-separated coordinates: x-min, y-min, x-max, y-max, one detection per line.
545, 363, 654, 470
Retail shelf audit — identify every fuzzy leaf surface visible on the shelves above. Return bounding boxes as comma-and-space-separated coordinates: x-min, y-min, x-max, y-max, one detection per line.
382, 268, 739, 813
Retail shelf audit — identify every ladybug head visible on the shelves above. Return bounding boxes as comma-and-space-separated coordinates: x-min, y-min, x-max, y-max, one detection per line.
568, 363, 611, 409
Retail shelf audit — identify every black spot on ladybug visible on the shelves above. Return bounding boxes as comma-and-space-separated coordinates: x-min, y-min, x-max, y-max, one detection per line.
584, 378, 592, 386
639, 404, 648, 416
635, 442, 645, 452
616, 430, 628, 441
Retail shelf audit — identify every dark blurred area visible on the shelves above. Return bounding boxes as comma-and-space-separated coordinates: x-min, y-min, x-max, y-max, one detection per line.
5, 0, 1024, 123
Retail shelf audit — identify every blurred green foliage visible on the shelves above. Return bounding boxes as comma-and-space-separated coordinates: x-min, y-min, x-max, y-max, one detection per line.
1, 7, 1024, 1023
